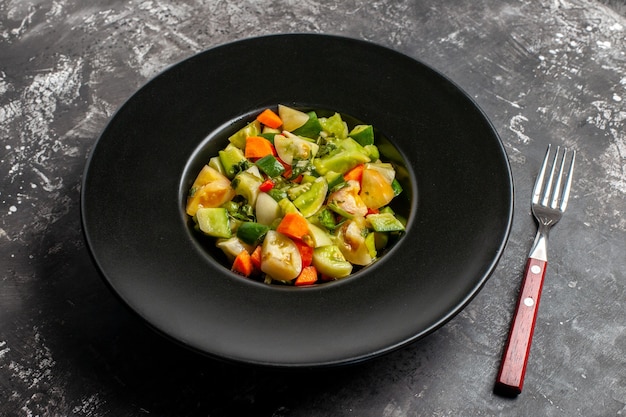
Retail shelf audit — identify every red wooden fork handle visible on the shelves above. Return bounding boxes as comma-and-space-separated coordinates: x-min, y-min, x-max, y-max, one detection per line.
495, 257, 547, 396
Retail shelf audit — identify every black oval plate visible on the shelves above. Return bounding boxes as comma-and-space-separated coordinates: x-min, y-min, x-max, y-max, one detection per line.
81, 34, 513, 367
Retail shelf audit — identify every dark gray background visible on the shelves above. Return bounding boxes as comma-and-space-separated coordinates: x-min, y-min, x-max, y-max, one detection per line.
1, 1, 625, 416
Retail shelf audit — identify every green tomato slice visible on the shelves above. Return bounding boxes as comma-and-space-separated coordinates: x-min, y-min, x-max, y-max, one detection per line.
293, 177, 328, 218
261, 230, 302, 281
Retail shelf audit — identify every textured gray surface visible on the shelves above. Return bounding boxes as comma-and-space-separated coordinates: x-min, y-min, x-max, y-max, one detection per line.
1, 0, 625, 416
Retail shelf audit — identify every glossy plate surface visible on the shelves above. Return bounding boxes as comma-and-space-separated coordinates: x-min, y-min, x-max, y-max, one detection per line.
82, 34, 513, 367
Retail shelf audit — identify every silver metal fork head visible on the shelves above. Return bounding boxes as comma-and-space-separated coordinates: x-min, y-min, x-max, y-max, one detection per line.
528, 144, 576, 261
531, 144, 576, 227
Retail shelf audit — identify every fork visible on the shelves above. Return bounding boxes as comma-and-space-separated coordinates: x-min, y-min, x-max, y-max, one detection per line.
495, 144, 576, 396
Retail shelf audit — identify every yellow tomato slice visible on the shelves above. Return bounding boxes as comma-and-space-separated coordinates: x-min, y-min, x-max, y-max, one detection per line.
186, 165, 236, 216
327, 180, 367, 217
359, 168, 395, 209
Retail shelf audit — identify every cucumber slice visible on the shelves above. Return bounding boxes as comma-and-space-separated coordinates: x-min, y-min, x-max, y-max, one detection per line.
278, 198, 299, 215
319, 112, 348, 139
232, 171, 262, 206
348, 124, 374, 146
391, 178, 403, 196
255, 154, 285, 178
312, 245, 352, 278
208, 156, 226, 175
195, 207, 232, 238
236, 222, 269, 245
313, 147, 370, 175
228, 120, 261, 149
261, 126, 281, 135
292, 111, 323, 138
374, 231, 389, 251
364, 144, 380, 161
324, 170, 346, 191
365, 232, 377, 258
366, 212, 405, 232
219, 143, 247, 179
216, 237, 253, 261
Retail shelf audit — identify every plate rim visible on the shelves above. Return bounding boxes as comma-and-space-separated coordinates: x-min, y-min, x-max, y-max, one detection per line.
81, 33, 514, 367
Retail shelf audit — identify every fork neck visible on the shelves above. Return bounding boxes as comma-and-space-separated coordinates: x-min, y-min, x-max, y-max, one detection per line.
528, 223, 549, 261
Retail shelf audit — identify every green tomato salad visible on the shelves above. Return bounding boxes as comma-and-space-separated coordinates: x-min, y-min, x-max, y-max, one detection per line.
186, 105, 406, 286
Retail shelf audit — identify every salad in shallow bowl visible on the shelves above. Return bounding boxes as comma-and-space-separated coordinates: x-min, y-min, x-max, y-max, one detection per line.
82, 34, 512, 367
186, 104, 407, 286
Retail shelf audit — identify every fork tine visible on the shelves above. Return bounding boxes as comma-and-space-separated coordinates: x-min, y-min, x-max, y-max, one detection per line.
533, 145, 577, 211
532, 144, 552, 205
559, 149, 576, 211
550, 147, 567, 209
541, 146, 561, 207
